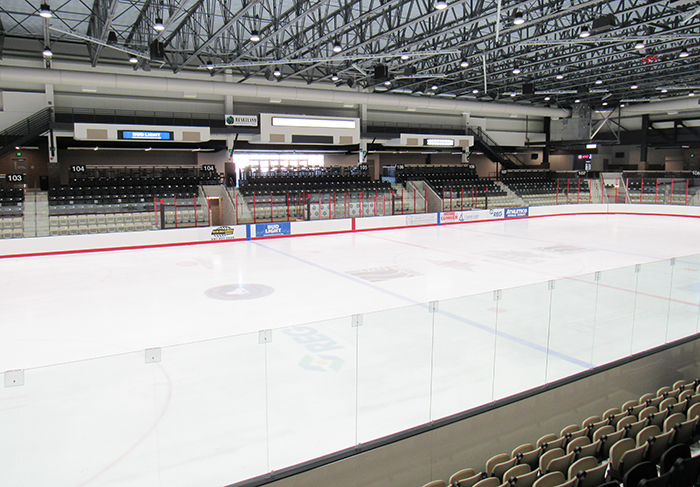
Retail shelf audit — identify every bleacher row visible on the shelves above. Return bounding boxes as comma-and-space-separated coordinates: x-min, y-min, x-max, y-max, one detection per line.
47, 208, 207, 235
0, 187, 24, 216
395, 165, 478, 184
0, 216, 23, 239
239, 178, 392, 196
425, 379, 700, 487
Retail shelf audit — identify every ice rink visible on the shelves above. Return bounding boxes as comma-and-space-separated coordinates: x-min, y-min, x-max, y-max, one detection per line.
1, 213, 700, 487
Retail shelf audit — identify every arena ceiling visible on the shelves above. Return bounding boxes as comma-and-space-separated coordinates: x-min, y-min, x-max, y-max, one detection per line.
0, 0, 699, 110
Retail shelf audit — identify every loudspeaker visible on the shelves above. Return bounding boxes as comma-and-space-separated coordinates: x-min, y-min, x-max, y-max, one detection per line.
523, 82, 535, 95
374, 64, 388, 80
150, 41, 165, 62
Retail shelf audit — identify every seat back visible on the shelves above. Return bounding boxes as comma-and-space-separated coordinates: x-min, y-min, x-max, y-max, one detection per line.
512, 444, 535, 458
625, 419, 648, 440
566, 437, 591, 454
646, 409, 669, 429
636, 425, 661, 447
574, 439, 601, 461
576, 463, 608, 487
487, 454, 511, 477
518, 447, 543, 471
533, 472, 566, 487
449, 468, 477, 485
659, 444, 691, 474
672, 417, 699, 445
599, 429, 625, 461
547, 451, 575, 475
492, 457, 519, 481
502, 465, 530, 483
622, 461, 658, 487
663, 412, 686, 433
619, 444, 648, 478
473, 477, 501, 487
609, 438, 635, 471
455, 472, 488, 487
512, 469, 540, 487
540, 448, 565, 472
567, 456, 598, 481
645, 430, 674, 465
668, 455, 700, 487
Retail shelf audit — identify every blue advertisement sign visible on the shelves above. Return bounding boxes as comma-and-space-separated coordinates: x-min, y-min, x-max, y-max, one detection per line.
504, 207, 529, 218
255, 222, 291, 237
118, 130, 173, 140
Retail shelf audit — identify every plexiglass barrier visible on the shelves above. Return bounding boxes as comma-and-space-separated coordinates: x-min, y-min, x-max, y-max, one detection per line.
2, 255, 700, 486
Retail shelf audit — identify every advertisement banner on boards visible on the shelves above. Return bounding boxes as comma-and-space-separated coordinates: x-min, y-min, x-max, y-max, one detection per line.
255, 222, 291, 237
504, 207, 530, 219
405, 213, 438, 226
440, 209, 504, 224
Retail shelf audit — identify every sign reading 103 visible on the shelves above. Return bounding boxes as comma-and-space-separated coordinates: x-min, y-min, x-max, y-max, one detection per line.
7, 174, 24, 183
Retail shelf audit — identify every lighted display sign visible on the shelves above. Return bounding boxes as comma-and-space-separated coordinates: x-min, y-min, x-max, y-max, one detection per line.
271, 117, 356, 129
118, 130, 173, 140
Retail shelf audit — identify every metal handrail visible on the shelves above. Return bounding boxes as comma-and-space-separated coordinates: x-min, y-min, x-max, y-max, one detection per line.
467, 126, 526, 168
0, 107, 53, 148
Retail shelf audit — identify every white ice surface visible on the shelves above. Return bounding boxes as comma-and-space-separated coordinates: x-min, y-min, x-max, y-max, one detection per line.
1, 214, 700, 487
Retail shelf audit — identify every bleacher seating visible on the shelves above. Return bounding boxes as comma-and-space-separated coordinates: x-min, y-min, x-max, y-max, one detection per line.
0, 187, 24, 216
236, 165, 393, 221
395, 165, 519, 209
47, 167, 212, 234
502, 171, 591, 206
623, 174, 700, 205
0, 186, 24, 239
423, 378, 700, 487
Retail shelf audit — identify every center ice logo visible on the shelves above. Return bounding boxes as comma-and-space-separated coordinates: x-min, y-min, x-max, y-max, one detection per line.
299, 354, 344, 372
283, 325, 345, 372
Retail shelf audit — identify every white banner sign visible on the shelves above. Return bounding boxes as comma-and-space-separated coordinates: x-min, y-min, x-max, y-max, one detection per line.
225, 115, 258, 126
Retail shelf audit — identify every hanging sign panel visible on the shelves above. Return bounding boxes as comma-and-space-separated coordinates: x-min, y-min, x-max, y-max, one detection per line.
118, 130, 173, 140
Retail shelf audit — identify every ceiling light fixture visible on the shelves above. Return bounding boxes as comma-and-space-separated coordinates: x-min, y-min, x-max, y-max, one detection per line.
680, 49, 690, 58
206, 61, 214, 70
513, 12, 525, 25
42, 46, 53, 57
556, 73, 565, 79
513, 67, 521, 74
602, 101, 608, 106
690, 92, 696, 97
631, 84, 638, 89
250, 30, 261, 42
401, 54, 410, 60
510, 92, 517, 97
661, 89, 668, 93
595, 79, 603, 85
580, 28, 590, 38
129, 55, 139, 64
434, 0, 448, 10
634, 41, 645, 49
620, 103, 626, 107
154, 18, 165, 31
333, 42, 342, 53
39, 3, 52, 18
544, 96, 551, 101
472, 89, 479, 94
431, 85, 438, 90
460, 59, 469, 68
384, 80, 391, 86
575, 99, 581, 103
274, 67, 282, 77
331, 72, 339, 81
